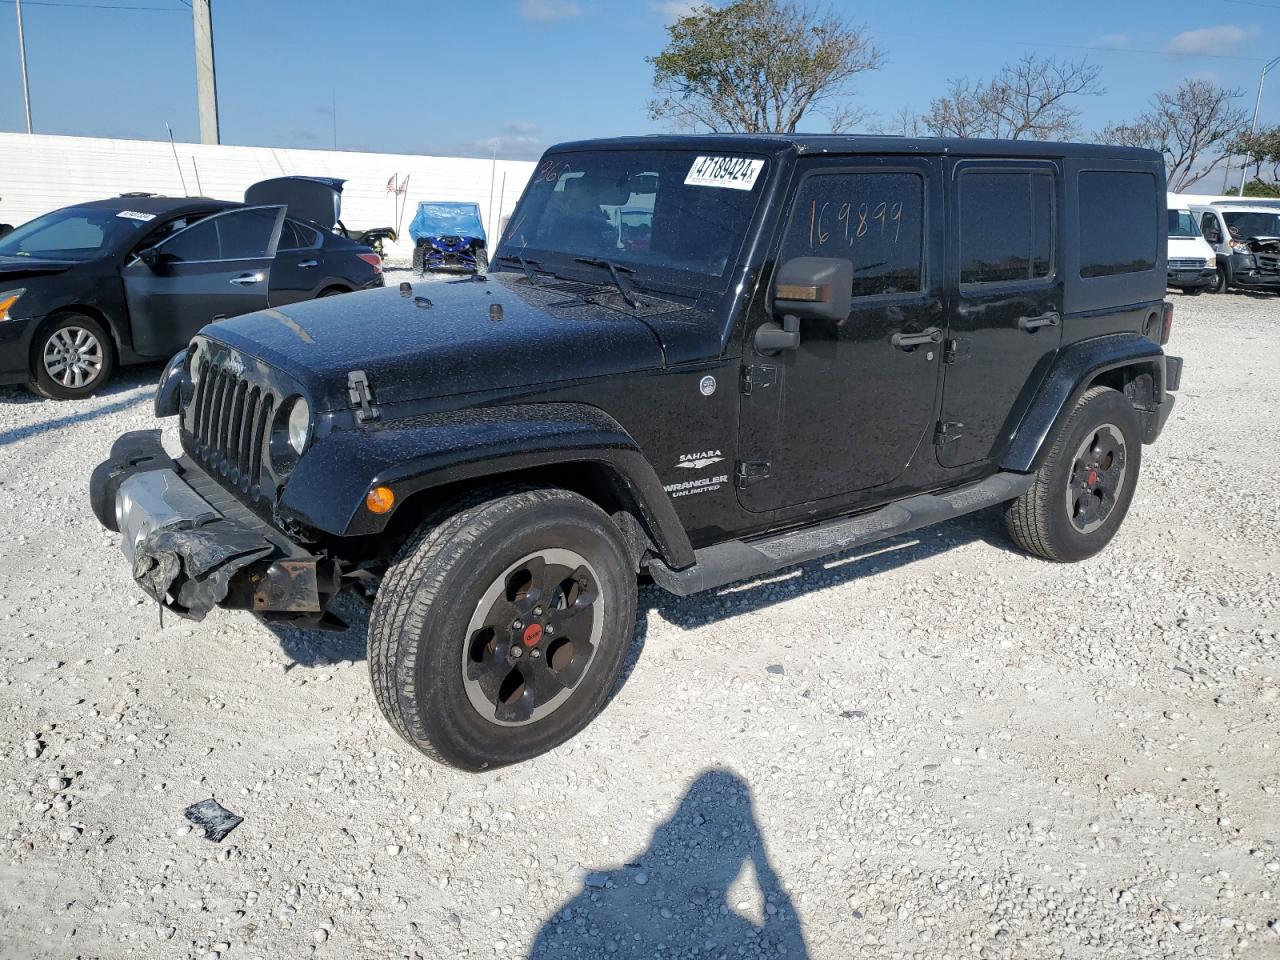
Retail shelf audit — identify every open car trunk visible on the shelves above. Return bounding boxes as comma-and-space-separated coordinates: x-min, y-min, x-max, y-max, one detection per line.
244, 176, 344, 230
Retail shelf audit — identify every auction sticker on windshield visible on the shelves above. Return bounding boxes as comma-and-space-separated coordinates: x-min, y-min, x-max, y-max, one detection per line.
116, 210, 156, 222
685, 156, 764, 191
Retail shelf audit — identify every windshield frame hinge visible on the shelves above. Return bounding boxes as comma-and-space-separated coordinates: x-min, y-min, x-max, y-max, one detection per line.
740, 363, 778, 396
347, 370, 379, 423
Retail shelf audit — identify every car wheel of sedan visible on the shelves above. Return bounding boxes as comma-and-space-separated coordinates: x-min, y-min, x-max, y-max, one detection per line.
31, 314, 115, 400
1004, 385, 1142, 563
369, 487, 637, 770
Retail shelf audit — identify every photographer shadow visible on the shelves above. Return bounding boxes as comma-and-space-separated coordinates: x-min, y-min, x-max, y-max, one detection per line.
528, 769, 810, 959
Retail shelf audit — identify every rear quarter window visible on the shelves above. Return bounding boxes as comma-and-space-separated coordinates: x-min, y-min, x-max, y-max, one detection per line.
1078, 171, 1158, 278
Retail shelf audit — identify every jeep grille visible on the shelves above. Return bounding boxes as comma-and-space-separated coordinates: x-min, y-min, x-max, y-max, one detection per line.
189, 357, 276, 494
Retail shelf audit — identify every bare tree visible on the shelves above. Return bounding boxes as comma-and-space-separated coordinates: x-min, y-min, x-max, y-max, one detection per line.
1099, 79, 1248, 191
873, 104, 925, 137
922, 55, 1103, 140
648, 0, 883, 134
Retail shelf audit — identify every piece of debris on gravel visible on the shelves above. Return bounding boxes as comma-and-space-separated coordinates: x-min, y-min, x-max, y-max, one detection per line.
183, 798, 244, 843
0, 286, 1277, 958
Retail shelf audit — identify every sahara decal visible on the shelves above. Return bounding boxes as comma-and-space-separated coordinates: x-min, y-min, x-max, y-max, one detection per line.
676, 450, 724, 470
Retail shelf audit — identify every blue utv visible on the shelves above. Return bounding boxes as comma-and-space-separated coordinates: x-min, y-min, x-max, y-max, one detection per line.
409, 201, 488, 274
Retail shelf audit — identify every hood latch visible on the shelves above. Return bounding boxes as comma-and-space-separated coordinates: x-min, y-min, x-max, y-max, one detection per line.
347, 370, 379, 423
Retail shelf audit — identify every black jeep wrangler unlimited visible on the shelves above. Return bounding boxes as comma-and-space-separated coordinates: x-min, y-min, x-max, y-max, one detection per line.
91, 135, 1182, 770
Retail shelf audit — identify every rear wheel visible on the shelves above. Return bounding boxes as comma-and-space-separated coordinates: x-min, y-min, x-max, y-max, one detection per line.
369, 488, 637, 770
412, 243, 425, 276
1004, 386, 1142, 563
30, 314, 115, 400
473, 248, 489, 274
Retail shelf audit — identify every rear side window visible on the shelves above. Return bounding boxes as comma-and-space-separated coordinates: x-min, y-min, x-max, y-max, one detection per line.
959, 170, 1055, 285
781, 171, 925, 298
278, 220, 319, 251
1078, 171, 1158, 278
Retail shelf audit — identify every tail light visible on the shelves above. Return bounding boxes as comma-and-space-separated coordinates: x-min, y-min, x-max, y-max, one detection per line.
358, 253, 382, 273
1160, 301, 1174, 345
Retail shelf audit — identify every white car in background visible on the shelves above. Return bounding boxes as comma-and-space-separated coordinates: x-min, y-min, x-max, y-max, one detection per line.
1181, 194, 1280, 294
1166, 194, 1217, 294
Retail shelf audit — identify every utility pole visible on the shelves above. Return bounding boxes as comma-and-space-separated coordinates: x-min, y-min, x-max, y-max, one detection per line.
1239, 55, 1280, 195
15, 0, 32, 133
192, 0, 220, 144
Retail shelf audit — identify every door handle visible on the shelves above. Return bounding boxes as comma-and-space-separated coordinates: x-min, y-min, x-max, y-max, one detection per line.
296, 259, 318, 269
1019, 312, 1060, 332
890, 327, 942, 350
230, 273, 265, 286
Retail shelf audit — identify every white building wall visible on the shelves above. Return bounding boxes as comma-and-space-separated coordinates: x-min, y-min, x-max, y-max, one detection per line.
0, 132, 536, 251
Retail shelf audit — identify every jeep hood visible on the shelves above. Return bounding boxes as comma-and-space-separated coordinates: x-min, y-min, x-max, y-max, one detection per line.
204, 275, 669, 411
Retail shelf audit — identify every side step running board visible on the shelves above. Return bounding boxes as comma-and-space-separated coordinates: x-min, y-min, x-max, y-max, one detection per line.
648, 472, 1034, 597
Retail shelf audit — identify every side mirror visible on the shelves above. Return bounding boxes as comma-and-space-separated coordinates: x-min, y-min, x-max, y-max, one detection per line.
136, 246, 165, 270
757, 256, 853, 353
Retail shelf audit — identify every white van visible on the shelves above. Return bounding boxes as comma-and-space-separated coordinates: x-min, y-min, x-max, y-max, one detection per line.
1166, 194, 1217, 294
1182, 194, 1280, 294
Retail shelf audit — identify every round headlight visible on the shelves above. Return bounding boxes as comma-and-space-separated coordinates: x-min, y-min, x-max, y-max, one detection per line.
286, 397, 310, 454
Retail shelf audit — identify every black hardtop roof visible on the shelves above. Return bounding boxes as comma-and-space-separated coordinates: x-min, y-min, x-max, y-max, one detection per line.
545, 132, 1161, 164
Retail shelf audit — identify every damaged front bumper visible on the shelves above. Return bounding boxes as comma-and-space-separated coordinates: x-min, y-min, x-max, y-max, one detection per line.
90, 430, 339, 623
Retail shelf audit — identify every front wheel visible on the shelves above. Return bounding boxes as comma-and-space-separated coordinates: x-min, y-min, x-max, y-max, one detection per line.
30, 314, 115, 400
1210, 265, 1230, 294
369, 488, 637, 770
473, 248, 489, 274
1004, 386, 1142, 563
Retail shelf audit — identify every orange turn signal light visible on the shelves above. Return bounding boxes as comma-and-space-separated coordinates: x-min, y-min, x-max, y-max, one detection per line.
0, 289, 25, 322
365, 486, 395, 514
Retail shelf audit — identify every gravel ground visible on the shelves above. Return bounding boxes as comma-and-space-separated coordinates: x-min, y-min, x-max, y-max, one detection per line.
0, 284, 1277, 960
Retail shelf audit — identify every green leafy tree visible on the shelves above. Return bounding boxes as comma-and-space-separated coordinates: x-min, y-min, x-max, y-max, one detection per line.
1227, 126, 1280, 185
648, 0, 883, 133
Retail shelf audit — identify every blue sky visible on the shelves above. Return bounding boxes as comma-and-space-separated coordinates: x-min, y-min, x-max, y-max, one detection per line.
0, 0, 1276, 159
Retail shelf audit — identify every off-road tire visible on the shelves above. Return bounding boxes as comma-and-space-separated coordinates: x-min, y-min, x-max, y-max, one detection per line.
30, 313, 115, 400
1004, 386, 1142, 563
473, 248, 489, 274
369, 487, 637, 770
411, 243, 425, 275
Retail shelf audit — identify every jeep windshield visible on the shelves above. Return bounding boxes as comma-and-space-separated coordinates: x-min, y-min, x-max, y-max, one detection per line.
498, 150, 768, 288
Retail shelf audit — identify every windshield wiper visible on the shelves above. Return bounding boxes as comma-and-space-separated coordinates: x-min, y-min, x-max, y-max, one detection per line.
497, 253, 546, 286
574, 256, 643, 309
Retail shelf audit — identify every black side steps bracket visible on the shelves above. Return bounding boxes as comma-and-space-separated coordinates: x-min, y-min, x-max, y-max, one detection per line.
648, 471, 1034, 597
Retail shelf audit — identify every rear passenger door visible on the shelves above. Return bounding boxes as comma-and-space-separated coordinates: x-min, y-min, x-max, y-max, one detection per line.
938, 162, 1062, 468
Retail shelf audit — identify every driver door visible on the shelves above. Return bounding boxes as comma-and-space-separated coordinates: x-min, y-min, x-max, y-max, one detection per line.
736, 157, 946, 513
122, 205, 285, 357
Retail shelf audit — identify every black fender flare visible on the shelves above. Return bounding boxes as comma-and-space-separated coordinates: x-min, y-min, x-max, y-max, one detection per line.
1000, 333, 1169, 473
277, 402, 695, 569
